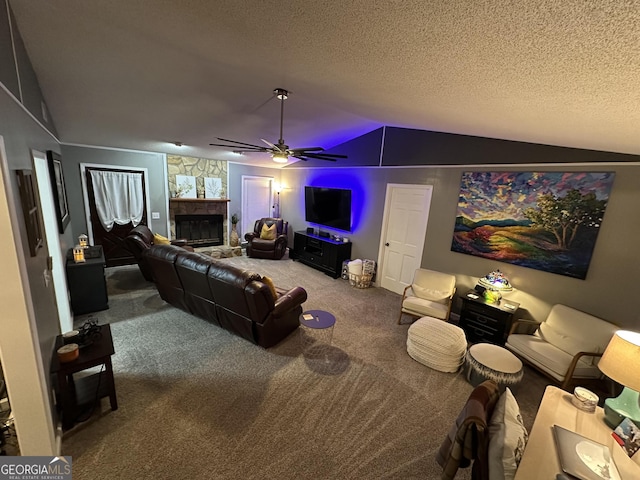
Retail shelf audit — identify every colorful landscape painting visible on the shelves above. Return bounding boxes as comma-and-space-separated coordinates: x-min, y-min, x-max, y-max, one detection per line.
451, 171, 615, 279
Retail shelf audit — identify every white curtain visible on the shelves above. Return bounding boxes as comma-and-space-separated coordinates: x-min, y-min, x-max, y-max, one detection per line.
90, 170, 144, 231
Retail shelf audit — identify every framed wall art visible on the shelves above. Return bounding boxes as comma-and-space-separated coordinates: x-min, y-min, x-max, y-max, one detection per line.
204, 177, 223, 198
47, 150, 70, 233
16, 169, 44, 256
174, 174, 197, 198
451, 171, 615, 279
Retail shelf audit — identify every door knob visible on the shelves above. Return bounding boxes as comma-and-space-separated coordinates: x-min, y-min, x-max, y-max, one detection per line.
385, 242, 389, 246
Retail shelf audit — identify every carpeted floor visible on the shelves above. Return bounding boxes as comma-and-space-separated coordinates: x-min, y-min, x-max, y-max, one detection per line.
65, 252, 549, 479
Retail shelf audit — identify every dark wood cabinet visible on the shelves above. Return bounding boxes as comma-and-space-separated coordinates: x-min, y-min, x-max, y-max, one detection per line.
291, 231, 352, 279
66, 246, 109, 315
458, 290, 520, 346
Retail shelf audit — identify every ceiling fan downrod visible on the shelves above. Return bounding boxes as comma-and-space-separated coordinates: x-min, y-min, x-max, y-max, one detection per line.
274, 88, 288, 146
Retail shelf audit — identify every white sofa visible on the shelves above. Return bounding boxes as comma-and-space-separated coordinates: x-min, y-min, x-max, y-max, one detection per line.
505, 304, 618, 390
397, 268, 456, 324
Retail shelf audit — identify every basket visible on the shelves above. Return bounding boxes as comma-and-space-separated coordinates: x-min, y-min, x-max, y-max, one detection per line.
349, 272, 372, 288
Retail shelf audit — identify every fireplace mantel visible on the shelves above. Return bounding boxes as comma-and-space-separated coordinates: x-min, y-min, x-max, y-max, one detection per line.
170, 198, 230, 204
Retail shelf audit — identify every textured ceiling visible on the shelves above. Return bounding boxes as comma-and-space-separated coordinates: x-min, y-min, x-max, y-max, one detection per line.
9, 0, 640, 167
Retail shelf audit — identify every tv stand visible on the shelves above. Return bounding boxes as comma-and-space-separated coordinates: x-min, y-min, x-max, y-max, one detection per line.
291, 231, 352, 279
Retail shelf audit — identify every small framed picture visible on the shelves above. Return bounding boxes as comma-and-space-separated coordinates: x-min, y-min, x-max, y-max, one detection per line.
47, 150, 70, 233
16, 170, 44, 256
612, 417, 640, 457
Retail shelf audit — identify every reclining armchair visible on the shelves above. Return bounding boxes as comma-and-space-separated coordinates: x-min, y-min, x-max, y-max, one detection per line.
505, 304, 618, 390
244, 218, 288, 260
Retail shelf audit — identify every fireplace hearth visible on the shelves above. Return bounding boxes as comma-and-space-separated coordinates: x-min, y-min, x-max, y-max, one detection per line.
175, 214, 223, 247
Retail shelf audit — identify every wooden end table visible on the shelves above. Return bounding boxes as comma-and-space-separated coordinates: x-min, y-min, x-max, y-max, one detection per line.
515, 386, 640, 479
51, 323, 118, 430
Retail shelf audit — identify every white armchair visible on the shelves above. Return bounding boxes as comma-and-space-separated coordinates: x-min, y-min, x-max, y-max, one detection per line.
505, 304, 618, 390
398, 268, 456, 324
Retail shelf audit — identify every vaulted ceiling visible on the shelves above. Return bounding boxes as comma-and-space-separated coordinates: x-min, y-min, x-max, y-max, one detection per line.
9, 1, 640, 167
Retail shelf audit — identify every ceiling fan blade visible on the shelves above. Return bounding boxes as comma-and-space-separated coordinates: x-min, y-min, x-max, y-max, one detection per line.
289, 147, 325, 154
299, 152, 344, 160
261, 138, 283, 152
215, 137, 267, 150
209, 143, 267, 152
291, 155, 309, 161
313, 154, 348, 159
294, 153, 338, 162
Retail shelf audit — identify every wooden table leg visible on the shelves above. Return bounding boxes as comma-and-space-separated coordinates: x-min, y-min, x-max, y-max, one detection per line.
104, 358, 118, 410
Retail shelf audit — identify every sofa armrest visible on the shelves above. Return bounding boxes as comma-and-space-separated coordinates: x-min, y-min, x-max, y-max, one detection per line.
170, 238, 188, 247
508, 318, 541, 336
245, 232, 258, 242
401, 284, 412, 301
272, 286, 307, 317
561, 351, 604, 390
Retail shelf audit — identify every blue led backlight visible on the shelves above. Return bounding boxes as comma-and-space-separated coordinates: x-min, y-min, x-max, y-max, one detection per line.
305, 171, 366, 233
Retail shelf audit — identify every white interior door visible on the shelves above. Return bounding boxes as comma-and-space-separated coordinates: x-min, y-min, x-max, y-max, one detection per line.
378, 184, 433, 294
241, 176, 273, 240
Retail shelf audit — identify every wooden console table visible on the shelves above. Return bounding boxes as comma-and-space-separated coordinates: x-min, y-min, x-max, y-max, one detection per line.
51, 323, 118, 430
515, 385, 640, 479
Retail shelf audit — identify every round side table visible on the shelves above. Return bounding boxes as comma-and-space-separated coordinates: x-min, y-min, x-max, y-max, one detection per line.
465, 343, 524, 388
299, 310, 336, 354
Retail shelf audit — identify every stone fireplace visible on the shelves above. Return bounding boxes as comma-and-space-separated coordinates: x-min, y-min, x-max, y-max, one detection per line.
169, 198, 229, 246
175, 214, 223, 247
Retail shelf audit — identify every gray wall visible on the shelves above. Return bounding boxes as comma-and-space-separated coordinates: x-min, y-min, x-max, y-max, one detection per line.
0, 88, 61, 436
228, 161, 282, 238
0, 89, 62, 366
281, 164, 640, 331
60, 145, 169, 238
1, 0, 58, 136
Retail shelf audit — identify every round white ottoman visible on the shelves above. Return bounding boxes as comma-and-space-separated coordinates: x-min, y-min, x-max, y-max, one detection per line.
406, 316, 467, 373
465, 343, 524, 387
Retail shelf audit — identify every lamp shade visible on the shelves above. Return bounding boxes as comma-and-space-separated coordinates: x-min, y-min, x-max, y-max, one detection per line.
598, 330, 640, 392
477, 270, 513, 291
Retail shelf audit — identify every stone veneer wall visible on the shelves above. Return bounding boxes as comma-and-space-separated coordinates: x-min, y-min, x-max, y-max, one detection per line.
167, 155, 228, 198
166, 155, 229, 242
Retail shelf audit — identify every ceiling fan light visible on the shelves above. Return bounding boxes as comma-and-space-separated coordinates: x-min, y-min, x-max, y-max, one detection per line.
272, 152, 288, 163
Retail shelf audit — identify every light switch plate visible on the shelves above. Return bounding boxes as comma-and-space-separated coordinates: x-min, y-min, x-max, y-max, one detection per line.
151, 212, 160, 219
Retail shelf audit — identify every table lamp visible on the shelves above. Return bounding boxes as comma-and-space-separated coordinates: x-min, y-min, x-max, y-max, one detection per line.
597, 330, 640, 428
477, 269, 512, 303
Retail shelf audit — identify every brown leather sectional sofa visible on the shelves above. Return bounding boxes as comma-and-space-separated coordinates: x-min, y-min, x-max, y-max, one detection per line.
142, 244, 307, 348
124, 225, 192, 281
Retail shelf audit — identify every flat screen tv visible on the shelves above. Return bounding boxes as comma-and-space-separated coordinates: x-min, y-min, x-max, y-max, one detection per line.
305, 186, 352, 232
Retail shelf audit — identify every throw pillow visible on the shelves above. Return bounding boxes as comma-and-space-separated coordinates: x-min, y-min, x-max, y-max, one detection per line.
411, 284, 449, 303
262, 276, 277, 300
153, 233, 171, 245
488, 388, 529, 480
260, 223, 277, 240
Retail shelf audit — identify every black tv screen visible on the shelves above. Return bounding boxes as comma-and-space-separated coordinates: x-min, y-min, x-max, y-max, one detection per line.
305, 186, 352, 232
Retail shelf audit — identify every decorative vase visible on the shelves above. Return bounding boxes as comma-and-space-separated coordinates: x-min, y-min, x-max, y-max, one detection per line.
230, 224, 239, 247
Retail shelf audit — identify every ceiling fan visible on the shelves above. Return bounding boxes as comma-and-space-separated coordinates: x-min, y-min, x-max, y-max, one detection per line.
210, 88, 347, 163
